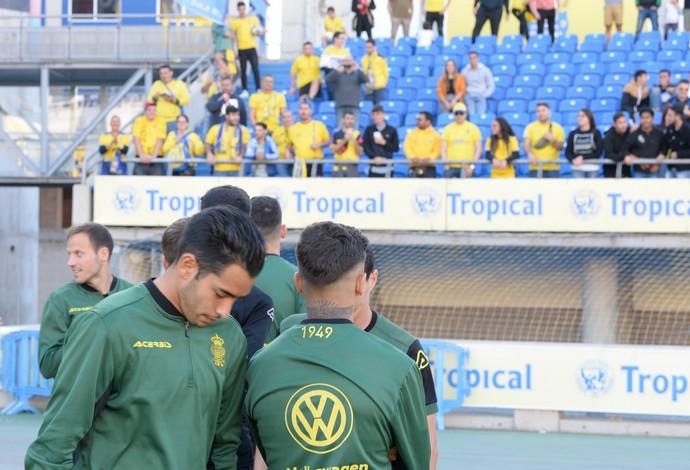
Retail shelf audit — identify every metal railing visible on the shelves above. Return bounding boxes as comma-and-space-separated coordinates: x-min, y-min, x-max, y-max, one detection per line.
0, 14, 212, 64
81, 157, 690, 181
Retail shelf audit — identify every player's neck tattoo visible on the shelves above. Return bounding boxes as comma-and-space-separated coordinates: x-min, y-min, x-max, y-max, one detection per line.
307, 300, 354, 320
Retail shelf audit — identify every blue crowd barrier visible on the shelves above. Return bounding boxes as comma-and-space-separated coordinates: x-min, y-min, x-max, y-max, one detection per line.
421, 339, 470, 430
1, 330, 53, 415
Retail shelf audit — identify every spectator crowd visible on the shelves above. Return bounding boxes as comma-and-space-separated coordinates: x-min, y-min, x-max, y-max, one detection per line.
95, 0, 690, 179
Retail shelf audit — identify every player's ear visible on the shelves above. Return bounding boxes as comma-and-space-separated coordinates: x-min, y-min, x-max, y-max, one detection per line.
177, 252, 199, 280
97, 246, 110, 263
279, 224, 287, 240
354, 271, 367, 297
368, 269, 379, 290
293, 272, 304, 294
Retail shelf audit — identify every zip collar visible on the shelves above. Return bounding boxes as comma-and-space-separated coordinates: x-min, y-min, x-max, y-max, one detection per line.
364, 310, 378, 332
80, 276, 118, 296
145, 279, 186, 321
301, 318, 352, 325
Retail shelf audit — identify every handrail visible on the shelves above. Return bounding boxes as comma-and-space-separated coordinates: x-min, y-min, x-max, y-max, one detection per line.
0, 13, 222, 26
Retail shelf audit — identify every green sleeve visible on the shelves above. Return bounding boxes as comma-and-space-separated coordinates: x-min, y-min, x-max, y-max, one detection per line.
26, 313, 115, 470
38, 296, 69, 379
263, 318, 279, 344
390, 365, 432, 470
209, 335, 248, 469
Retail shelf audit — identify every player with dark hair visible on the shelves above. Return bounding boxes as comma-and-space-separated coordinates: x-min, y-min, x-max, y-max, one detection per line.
280, 228, 440, 469
250, 196, 304, 344
247, 222, 430, 468
161, 217, 189, 270
38, 223, 132, 379
26, 207, 265, 469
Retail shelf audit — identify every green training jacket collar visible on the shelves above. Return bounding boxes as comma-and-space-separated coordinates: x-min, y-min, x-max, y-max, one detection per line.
144, 279, 186, 322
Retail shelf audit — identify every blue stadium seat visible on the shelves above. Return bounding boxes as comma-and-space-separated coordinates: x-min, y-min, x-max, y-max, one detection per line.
566, 86, 595, 100
491, 87, 506, 100
525, 35, 551, 53
449, 36, 471, 48
415, 45, 440, 58
389, 66, 404, 79
606, 62, 633, 74
552, 35, 578, 53
600, 51, 627, 63
515, 53, 543, 66
318, 101, 336, 114
425, 76, 438, 88
432, 65, 445, 78
316, 113, 337, 129
634, 37, 661, 52
405, 65, 431, 77
577, 62, 606, 75
548, 63, 575, 76
559, 99, 588, 113
409, 55, 434, 67
474, 35, 497, 49
609, 32, 634, 49
496, 40, 523, 55
528, 99, 557, 112
664, 31, 689, 50
543, 52, 571, 65
398, 76, 426, 89
388, 55, 409, 68
443, 43, 467, 57
435, 54, 462, 68
391, 43, 414, 57
399, 36, 418, 48
388, 87, 417, 101
408, 100, 438, 114
359, 101, 373, 115
629, 50, 654, 64
486, 100, 498, 114
497, 99, 527, 114
470, 41, 495, 55
597, 85, 622, 99
603, 73, 628, 86
595, 112, 615, 127
417, 87, 436, 101
544, 74, 572, 87
671, 71, 686, 84
437, 112, 453, 127
470, 112, 495, 126
573, 74, 602, 87
382, 100, 407, 115
493, 75, 512, 88
488, 53, 516, 66
499, 111, 530, 126
548, 112, 562, 125
514, 74, 542, 87
404, 114, 418, 127
658, 50, 683, 65
536, 86, 565, 100
501, 34, 524, 49
519, 63, 546, 76
591, 97, 619, 112
580, 34, 607, 52
386, 113, 403, 127
571, 52, 599, 64
387, 77, 398, 90
359, 113, 371, 129
673, 60, 690, 74
506, 86, 535, 101
644, 62, 662, 75
492, 63, 517, 76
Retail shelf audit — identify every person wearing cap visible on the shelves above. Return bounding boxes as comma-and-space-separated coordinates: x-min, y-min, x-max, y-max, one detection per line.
205, 106, 251, 176
361, 105, 400, 177
441, 103, 482, 178
523, 102, 565, 177
132, 101, 167, 176
404, 111, 441, 178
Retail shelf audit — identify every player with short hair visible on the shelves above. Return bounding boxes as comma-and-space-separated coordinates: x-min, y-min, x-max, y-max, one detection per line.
38, 223, 132, 379
280, 229, 440, 469
26, 207, 264, 469
247, 222, 430, 468
250, 196, 305, 344
161, 217, 189, 270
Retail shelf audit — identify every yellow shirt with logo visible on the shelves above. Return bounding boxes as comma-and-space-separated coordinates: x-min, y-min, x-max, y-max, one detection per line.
205, 124, 251, 172
524, 121, 565, 171
249, 91, 287, 132
324, 16, 346, 33
362, 53, 389, 90
231, 16, 260, 50
425, 0, 446, 13
442, 121, 482, 168
288, 120, 330, 160
333, 129, 361, 161
132, 116, 167, 156
272, 126, 291, 159
163, 131, 205, 169
147, 80, 190, 123
291, 54, 322, 89
98, 133, 131, 161
404, 127, 442, 161
486, 136, 519, 178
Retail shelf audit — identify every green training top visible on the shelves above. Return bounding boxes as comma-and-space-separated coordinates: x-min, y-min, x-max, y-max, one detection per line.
258, 254, 305, 344
26, 281, 248, 470
38, 277, 132, 379
247, 319, 430, 469
281, 311, 439, 415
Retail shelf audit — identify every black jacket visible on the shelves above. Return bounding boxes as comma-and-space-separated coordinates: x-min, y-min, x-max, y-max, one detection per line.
230, 286, 273, 359
566, 128, 604, 163
206, 92, 248, 127
603, 127, 632, 178
621, 126, 666, 174
361, 124, 400, 175
663, 123, 690, 172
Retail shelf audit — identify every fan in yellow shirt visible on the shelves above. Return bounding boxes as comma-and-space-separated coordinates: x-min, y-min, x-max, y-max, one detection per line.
287, 102, 330, 177
132, 102, 167, 176
230, 2, 264, 92
330, 111, 362, 177
404, 111, 442, 178
162, 115, 205, 176
147, 65, 190, 129
290, 42, 322, 100
424, 0, 450, 36
205, 106, 251, 176
249, 75, 287, 133
523, 103, 565, 177
272, 111, 294, 161
441, 103, 482, 178
98, 115, 130, 175
362, 40, 389, 105
323, 6, 346, 45
485, 117, 520, 178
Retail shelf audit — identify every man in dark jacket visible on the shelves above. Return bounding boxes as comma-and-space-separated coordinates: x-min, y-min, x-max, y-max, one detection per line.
326, 57, 368, 129
662, 104, 690, 178
206, 76, 248, 127
621, 107, 666, 178
361, 105, 400, 177
472, 0, 509, 43
603, 112, 633, 178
